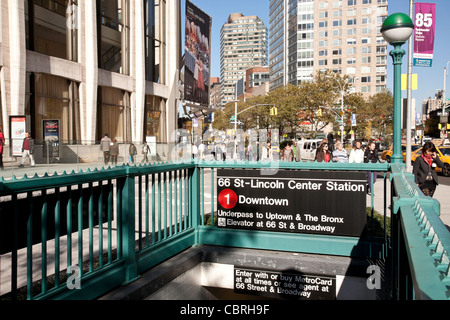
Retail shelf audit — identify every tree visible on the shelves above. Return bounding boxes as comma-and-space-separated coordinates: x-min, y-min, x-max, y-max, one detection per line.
364, 90, 394, 141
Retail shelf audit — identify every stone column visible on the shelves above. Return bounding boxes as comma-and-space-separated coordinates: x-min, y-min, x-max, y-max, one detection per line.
7, 0, 26, 116
132, 0, 145, 144
79, 0, 98, 144
165, 0, 181, 144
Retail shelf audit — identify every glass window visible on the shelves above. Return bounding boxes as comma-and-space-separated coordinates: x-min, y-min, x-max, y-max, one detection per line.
145, 0, 166, 84
99, 87, 129, 143
145, 95, 166, 142
26, 0, 78, 61
98, 0, 130, 74
34, 74, 73, 143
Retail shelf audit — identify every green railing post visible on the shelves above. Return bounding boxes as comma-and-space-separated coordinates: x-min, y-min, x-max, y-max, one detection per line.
121, 167, 139, 284
190, 165, 201, 245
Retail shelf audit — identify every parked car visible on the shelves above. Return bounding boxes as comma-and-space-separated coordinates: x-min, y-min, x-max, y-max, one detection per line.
381, 144, 421, 163
411, 146, 450, 177
297, 139, 323, 161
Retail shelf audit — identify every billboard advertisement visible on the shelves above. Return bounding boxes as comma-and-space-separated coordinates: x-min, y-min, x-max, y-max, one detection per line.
9, 116, 27, 157
185, 0, 211, 106
413, 2, 436, 68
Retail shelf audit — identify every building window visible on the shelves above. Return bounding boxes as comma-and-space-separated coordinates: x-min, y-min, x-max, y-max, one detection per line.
98, 0, 130, 75
347, 18, 357, 26
145, 95, 166, 142
33, 74, 80, 143
99, 87, 130, 143
26, 0, 78, 61
145, 0, 166, 84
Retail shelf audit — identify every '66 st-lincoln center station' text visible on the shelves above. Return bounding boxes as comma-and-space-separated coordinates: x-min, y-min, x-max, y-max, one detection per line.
217, 169, 367, 237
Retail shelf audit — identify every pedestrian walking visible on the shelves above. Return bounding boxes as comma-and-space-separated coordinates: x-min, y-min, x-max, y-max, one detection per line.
19, 132, 35, 167
142, 142, 150, 163
332, 141, 348, 163
129, 143, 137, 164
349, 140, 365, 163
100, 133, 112, 165
198, 141, 205, 160
316, 142, 332, 163
110, 139, 119, 165
413, 142, 444, 198
364, 141, 379, 194
0, 126, 4, 170
281, 143, 294, 162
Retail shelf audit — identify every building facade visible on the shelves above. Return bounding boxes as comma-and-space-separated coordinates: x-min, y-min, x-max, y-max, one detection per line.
220, 13, 268, 106
0, 0, 181, 151
269, 0, 389, 95
237, 66, 270, 100
209, 77, 221, 109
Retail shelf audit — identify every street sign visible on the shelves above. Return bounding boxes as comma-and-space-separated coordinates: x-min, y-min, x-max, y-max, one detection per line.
351, 114, 357, 126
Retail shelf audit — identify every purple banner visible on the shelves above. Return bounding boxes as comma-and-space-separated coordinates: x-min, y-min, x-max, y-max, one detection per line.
414, 3, 436, 67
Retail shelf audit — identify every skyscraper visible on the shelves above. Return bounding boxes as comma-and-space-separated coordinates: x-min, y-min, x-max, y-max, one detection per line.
269, 0, 389, 95
220, 13, 268, 106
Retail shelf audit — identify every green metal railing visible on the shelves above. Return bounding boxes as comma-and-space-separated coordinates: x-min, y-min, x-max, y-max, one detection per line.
390, 164, 450, 300
0, 160, 449, 300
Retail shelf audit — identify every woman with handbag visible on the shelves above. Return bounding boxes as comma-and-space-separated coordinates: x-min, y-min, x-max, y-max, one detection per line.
413, 142, 444, 198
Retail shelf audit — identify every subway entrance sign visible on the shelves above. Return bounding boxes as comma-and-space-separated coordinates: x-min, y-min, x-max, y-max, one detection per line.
217, 169, 367, 237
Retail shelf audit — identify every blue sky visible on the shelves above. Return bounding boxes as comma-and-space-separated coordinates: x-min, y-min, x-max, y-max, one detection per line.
183, 0, 450, 105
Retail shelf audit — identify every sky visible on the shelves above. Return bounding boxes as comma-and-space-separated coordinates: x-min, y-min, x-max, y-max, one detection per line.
182, 0, 450, 106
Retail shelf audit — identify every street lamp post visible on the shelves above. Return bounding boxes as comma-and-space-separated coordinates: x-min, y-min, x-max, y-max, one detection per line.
381, 13, 414, 164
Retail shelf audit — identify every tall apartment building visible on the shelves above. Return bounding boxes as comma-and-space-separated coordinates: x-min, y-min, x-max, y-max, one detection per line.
0, 0, 181, 153
269, 0, 389, 95
220, 13, 268, 106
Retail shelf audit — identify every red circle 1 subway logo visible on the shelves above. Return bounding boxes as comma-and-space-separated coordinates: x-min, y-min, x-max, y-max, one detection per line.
218, 189, 238, 209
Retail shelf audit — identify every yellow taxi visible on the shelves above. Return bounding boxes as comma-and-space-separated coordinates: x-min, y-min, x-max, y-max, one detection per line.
411, 146, 450, 177
381, 144, 421, 163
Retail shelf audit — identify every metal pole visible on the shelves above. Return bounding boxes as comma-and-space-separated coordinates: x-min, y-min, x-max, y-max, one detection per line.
391, 44, 407, 164
234, 100, 238, 160
443, 62, 450, 116
341, 90, 344, 145
406, 0, 414, 172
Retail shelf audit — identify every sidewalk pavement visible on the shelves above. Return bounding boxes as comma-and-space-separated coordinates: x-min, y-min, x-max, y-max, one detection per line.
370, 173, 450, 231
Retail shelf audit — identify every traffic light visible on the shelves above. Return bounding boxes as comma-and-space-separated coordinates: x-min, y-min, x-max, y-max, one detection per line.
439, 123, 442, 130
270, 107, 278, 116
317, 108, 323, 117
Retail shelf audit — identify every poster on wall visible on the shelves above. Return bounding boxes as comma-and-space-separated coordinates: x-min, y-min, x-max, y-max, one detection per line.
9, 116, 27, 157
43, 119, 60, 158
217, 169, 367, 237
184, 0, 212, 106
413, 2, 436, 68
